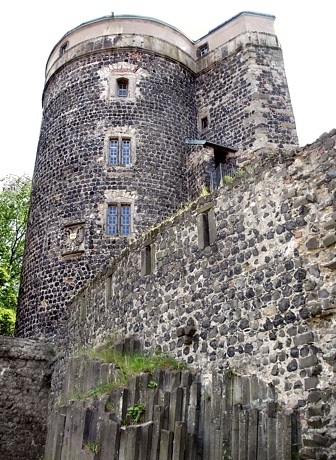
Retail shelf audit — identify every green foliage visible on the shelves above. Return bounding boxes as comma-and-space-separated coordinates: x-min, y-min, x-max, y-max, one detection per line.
84, 439, 101, 454
225, 367, 234, 380
0, 175, 31, 312
236, 168, 244, 178
147, 380, 158, 389
200, 184, 210, 196
68, 384, 85, 400
223, 175, 233, 183
291, 449, 300, 460
0, 266, 17, 313
85, 346, 187, 384
0, 307, 16, 336
105, 400, 115, 412
126, 402, 146, 424
87, 381, 116, 398
65, 347, 187, 405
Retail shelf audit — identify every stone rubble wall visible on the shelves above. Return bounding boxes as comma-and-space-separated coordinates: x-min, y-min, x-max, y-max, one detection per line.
56, 130, 336, 458
0, 336, 52, 460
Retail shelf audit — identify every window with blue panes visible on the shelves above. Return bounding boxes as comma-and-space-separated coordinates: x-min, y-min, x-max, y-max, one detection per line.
108, 138, 131, 165
121, 140, 131, 164
117, 79, 128, 97
107, 204, 131, 235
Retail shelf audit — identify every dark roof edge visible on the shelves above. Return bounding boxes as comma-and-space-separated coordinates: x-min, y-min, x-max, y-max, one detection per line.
185, 139, 238, 152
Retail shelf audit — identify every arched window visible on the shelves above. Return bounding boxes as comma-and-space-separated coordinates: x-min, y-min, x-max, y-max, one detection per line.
117, 78, 129, 97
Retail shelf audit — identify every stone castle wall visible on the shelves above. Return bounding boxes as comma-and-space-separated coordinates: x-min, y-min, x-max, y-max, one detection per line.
8, 13, 334, 459
55, 130, 336, 458
0, 337, 51, 460
16, 13, 298, 340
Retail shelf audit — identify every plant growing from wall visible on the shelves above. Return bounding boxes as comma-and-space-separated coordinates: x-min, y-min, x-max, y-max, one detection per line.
82, 345, 187, 385
200, 184, 210, 196
126, 402, 146, 424
84, 439, 101, 454
87, 381, 116, 398
147, 380, 158, 389
236, 168, 244, 178
225, 367, 234, 380
223, 175, 233, 183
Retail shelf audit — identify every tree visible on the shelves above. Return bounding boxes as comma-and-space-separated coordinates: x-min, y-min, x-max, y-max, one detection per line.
0, 175, 31, 334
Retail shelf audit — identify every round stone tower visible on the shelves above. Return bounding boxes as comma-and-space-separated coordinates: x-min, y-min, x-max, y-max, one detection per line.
16, 13, 298, 339
16, 15, 198, 338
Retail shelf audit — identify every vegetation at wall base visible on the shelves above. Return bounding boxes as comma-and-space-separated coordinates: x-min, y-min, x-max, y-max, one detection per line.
85, 345, 188, 381
64, 342, 187, 400
84, 439, 101, 454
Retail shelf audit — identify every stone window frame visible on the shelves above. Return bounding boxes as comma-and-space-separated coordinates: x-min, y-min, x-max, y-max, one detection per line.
141, 242, 156, 276
109, 74, 136, 100
108, 137, 132, 165
105, 271, 115, 304
105, 198, 134, 237
198, 111, 210, 134
201, 116, 209, 131
197, 204, 217, 250
105, 129, 136, 167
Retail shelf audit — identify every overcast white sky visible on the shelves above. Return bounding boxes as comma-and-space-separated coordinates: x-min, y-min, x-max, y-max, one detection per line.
0, 0, 334, 179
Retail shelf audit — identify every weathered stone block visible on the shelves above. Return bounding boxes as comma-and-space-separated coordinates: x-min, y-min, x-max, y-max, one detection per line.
304, 377, 319, 391
299, 355, 318, 369
293, 332, 314, 347
322, 234, 336, 247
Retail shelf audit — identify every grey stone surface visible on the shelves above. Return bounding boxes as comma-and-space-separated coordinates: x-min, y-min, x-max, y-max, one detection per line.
0, 336, 51, 460
45, 353, 301, 459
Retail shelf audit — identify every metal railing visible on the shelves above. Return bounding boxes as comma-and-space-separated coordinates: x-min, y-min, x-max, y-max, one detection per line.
210, 163, 239, 191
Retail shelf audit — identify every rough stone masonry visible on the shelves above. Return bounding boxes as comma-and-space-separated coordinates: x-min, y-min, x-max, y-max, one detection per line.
2, 11, 335, 459
61, 130, 336, 459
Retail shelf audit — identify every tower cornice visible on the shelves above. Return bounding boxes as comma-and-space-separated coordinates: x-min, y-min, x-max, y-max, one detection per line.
45, 12, 278, 83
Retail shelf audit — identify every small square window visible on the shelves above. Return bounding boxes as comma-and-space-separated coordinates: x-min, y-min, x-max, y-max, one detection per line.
59, 42, 68, 56
198, 43, 209, 57
107, 204, 131, 235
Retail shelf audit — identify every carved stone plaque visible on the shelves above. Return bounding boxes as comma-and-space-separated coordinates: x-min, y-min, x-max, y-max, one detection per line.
62, 222, 85, 256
